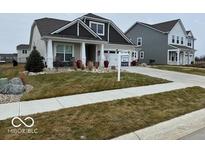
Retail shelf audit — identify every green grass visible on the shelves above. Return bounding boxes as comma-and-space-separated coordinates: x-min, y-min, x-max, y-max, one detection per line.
0, 86, 205, 140
21, 71, 168, 101
0, 64, 169, 101
152, 65, 205, 76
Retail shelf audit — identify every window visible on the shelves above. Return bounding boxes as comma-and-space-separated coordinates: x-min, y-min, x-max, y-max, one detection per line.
137, 37, 142, 46
56, 44, 73, 62
187, 39, 192, 47
177, 36, 179, 44
140, 51, 144, 59
181, 37, 184, 44
89, 21, 105, 35
172, 35, 175, 43
22, 50, 27, 54
169, 51, 177, 62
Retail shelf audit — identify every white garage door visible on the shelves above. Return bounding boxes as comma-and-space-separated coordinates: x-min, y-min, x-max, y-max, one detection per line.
108, 51, 118, 66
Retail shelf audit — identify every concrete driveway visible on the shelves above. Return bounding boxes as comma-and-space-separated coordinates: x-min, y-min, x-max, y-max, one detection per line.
123, 67, 205, 88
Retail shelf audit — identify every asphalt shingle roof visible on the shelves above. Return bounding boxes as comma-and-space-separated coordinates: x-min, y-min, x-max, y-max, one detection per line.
16, 44, 30, 50
35, 18, 70, 36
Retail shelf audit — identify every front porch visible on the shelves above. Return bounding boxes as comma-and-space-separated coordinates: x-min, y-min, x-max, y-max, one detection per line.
167, 47, 195, 65
46, 39, 106, 69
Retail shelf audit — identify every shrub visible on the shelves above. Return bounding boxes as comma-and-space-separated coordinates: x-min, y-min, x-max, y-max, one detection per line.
87, 61, 94, 71
131, 60, 137, 66
12, 59, 18, 67
25, 46, 44, 72
104, 60, 109, 68
81, 64, 85, 70
76, 60, 82, 69
111, 66, 116, 70
73, 61, 77, 71
94, 62, 99, 69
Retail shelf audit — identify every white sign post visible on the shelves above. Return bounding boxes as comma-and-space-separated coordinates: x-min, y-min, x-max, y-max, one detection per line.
117, 51, 121, 82
117, 51, 129, 82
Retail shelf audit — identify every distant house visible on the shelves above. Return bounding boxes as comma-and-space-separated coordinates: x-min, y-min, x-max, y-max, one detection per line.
0, 53, 17, 63
16, 44, 30, 63
17, 13, 136, 68
126, 19, 196, 65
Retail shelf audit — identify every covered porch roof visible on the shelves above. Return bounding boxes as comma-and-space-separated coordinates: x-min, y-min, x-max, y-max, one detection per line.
168, 44, 196, 51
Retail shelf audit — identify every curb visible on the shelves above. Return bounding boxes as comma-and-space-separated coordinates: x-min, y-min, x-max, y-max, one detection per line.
113, 108, 205, 140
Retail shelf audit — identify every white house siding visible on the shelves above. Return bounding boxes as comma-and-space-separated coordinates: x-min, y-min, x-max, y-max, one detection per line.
30, 25, 47, 58
168, 21, 187, 46
17, 49, 30, 63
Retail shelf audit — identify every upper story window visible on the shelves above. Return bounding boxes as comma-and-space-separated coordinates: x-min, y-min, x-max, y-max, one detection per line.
137, 37, 142, 46
187, 38, 192, 47
89, 21, 105, 36
22, 50, 27, 54
176, 36, 179, 44
172, 35, 175, 43
181, 37, 184, 45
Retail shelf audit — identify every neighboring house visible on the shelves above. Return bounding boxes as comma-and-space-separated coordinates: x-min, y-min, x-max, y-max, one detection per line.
0, 53, 17, 63
126, 19, 196, 65
16, 44, 30, 63
21, 13, 136, 68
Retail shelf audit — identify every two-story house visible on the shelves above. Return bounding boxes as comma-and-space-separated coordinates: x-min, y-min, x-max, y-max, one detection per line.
16, 44, 30, 63
125, 19, 196, 65
18, 13, 136, 68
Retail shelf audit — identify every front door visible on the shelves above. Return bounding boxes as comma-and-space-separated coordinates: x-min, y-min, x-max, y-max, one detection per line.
85, 44, 96, 64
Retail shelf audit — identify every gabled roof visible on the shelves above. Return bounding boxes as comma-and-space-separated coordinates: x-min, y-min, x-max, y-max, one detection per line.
186, 30, 191, 34
169, 44, 196, 51
126, 19, 182, 34
83, 13, 109, 20
16, 44, 30, 50
151, 19, 179, 32
35, 18, 70, 36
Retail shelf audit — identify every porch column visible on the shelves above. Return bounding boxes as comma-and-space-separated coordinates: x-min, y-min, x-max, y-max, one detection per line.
100, 44, 105, 67
81, 42, 86, 65
187, 52, 190, 64
183, 51, 186, 65
177, 49, 180, 65
47, 39, 53, 69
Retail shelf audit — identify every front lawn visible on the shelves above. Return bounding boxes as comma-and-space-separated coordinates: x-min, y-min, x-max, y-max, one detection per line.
0, 86, 205, 139
0, 64, 25, 79
21, 71, 168, 101
152, 65, 205, 76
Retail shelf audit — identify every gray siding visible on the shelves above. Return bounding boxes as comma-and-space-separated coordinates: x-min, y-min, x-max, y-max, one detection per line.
126, 24, 168, 64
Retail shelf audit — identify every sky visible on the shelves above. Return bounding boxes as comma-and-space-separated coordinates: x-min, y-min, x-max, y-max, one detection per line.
0, 13, 204, 56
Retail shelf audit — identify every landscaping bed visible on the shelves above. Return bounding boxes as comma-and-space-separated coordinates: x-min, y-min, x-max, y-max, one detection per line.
152, 65, 205, 76
0, 86, 205, 139
0, 64, 169, 103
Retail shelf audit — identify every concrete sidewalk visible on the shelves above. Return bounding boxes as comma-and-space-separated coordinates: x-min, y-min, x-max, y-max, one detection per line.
113, 108, 205, 140
0, 82, 190, 120
123, 67, 205, 88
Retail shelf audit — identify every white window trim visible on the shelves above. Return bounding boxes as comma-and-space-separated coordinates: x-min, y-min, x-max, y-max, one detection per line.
137, 37, 142, 47
89, 21, 105, 36
139, 51, 144, 59
54, 43, 74, 62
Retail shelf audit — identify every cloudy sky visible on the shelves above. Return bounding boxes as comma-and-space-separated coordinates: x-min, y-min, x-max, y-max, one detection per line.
0, 13, 204, 56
